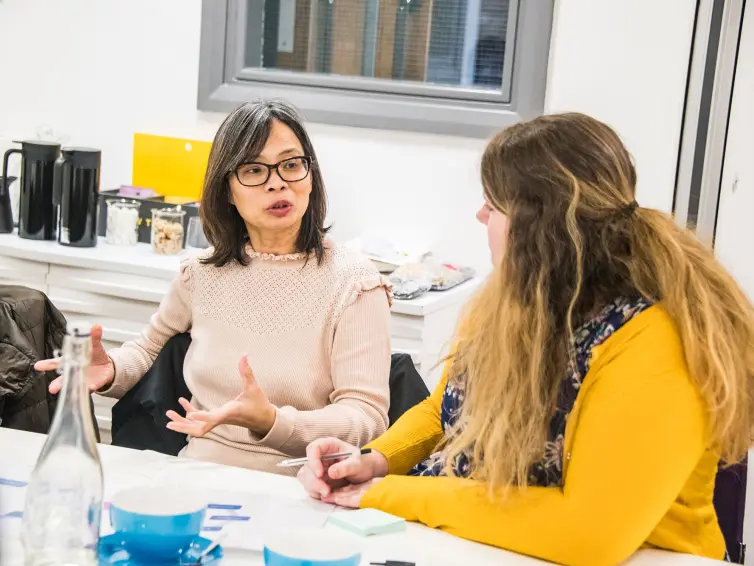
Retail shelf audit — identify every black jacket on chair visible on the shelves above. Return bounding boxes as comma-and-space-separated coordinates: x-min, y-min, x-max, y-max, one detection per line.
111, 333, 430, 456
0, 285, 99, 440
0, 286, 65, 432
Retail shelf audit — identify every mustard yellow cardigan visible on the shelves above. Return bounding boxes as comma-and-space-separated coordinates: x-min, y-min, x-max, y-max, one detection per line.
363, 306, 725, 565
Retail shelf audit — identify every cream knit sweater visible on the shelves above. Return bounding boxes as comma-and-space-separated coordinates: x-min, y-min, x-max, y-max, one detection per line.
101, 242, 392, 474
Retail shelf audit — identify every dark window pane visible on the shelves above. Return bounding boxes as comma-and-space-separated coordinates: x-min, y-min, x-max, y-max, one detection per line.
244, 0, 510, 93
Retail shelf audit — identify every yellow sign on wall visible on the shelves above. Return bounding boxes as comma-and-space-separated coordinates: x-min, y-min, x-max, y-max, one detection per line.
132, 133, 212, 200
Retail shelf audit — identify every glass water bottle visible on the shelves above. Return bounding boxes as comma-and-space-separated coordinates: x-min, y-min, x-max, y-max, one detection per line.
22, 322, 103, 566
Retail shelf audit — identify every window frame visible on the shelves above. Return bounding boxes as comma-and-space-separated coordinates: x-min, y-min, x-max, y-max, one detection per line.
198, 0, 554, 138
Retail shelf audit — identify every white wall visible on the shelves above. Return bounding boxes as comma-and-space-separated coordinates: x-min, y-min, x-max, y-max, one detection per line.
715, 3, 754, 303
0, 0, 697, 272
545, 0, 696, 212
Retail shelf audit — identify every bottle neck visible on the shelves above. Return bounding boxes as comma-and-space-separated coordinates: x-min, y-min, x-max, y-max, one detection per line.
58, 350, 89, 414
58, 335, 90, 409
50, 333, 98, 450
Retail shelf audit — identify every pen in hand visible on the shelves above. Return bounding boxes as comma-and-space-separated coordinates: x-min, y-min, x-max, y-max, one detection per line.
277, 448, 372, 468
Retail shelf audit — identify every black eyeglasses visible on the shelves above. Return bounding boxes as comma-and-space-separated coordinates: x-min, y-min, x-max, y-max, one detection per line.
233, 156, 312, 187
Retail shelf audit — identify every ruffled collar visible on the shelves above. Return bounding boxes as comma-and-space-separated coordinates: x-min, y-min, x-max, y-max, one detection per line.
245, 244, 308, 262
244, 238, 333, 262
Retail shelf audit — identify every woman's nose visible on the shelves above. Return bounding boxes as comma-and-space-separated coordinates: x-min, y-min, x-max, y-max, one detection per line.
265, 168, 288, 191
476, 207, 488, 225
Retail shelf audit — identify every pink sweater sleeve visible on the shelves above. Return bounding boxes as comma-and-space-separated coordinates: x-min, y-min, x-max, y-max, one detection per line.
258, 284, 392, 455
100, 260, 193, 399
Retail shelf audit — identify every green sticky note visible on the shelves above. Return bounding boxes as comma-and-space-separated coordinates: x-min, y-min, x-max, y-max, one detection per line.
328, 508, 406, 536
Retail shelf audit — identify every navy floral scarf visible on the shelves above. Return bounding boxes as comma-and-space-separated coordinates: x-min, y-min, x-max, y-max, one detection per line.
409, 296, 652, 486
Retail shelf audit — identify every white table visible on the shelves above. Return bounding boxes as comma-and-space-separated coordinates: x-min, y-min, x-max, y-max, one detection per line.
0, 429, 723, 566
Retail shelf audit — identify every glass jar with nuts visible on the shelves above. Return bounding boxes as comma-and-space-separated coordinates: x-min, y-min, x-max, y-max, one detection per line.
151, 207, 186, 255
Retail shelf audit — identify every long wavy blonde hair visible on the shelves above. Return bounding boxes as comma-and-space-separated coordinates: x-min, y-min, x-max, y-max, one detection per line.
443, 112, 754, 495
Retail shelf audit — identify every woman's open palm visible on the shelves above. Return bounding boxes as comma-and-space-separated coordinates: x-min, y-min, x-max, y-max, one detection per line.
34, 324, 115, 394
165, 355, 276, 437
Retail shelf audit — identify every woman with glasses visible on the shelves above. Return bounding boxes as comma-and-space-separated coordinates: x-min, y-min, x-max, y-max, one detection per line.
35, 100, 392, 473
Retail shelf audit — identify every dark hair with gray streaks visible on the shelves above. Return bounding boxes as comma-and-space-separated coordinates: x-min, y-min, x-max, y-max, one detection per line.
200, 100, 328, 267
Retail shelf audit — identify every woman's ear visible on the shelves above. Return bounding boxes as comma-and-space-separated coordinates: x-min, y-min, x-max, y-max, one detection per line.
227, 181, 235, 206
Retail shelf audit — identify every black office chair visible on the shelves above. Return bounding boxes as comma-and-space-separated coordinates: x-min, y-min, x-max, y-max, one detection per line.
714, 458, 748, 563
386, 352, 429, 425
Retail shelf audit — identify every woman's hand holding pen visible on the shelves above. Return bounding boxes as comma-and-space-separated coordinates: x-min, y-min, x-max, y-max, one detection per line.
297, 438, 389, 508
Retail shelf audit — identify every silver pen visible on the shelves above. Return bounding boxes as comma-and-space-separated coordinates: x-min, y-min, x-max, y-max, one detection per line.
277, 448, 372, 468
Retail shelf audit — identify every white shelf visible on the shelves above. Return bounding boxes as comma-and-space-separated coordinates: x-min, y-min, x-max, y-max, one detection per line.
0, 233, 180, 280
0, 232, 481, 315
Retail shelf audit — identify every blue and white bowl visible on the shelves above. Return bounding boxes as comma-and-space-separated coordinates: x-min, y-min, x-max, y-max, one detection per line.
263, 529, 362, 566
109, 487, 208, 562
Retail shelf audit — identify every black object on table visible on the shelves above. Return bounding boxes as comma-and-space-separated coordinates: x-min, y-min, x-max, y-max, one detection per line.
3, 140, 60, 241
54, 147, 101, 248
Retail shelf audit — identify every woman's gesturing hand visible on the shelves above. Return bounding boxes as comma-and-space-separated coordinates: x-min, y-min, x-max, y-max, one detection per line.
166, 354, 276, 437
297, 437, 389, 502
34, 324, 115, 394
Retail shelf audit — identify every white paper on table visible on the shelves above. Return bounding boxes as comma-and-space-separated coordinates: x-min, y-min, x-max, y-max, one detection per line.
188, 489, 334, 551
0, 471, 29, 543
145, 458, 335, 551
0, 483, 26, 540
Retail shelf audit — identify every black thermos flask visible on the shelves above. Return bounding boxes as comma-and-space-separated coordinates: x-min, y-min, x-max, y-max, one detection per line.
53, 147, 101, 248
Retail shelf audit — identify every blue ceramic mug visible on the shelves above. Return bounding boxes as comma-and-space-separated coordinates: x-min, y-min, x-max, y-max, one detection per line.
263, 529, 362, 566
109, 487, 208, 562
